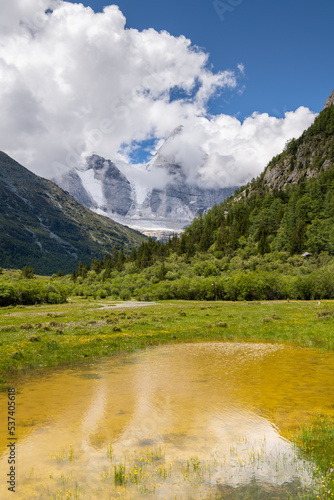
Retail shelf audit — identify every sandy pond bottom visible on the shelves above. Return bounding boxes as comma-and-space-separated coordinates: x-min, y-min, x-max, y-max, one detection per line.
1, 341, 334, 499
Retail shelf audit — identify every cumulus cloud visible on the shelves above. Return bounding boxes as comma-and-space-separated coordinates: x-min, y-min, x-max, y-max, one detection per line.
148, 107, 316, 188
197, 106, 316, 187
0, 0, 316, 188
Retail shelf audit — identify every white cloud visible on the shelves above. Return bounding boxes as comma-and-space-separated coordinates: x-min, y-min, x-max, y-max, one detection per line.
237, 63, 245, 75
0, 1, 316, 188
196, 106, 316, 187
148, 107, 316, 188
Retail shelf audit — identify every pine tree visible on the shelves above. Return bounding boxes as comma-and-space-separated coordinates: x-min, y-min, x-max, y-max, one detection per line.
158, 261, 167, 281
289, 216, 305, 254
78, 261, 83, 277
116, 247, 126, 271
82, 262, 89, 278
21, 266, 34, 279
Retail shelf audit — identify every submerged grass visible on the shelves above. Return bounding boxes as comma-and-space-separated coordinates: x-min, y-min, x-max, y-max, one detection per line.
38, 443, 315, 499
294, 414, 334, 499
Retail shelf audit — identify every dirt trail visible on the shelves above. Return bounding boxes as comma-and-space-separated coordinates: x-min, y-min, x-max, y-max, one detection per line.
94, 300, 159, 310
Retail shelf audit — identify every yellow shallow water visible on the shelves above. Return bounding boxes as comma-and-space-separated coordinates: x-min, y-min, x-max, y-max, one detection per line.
0, 341, 333, 499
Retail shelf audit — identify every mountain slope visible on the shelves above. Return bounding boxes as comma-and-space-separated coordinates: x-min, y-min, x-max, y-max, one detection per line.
0, 152, 146, 274
262, 102, 334, 191
175, 90, 334, 257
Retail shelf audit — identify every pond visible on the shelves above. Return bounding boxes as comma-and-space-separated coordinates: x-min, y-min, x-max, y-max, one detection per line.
1, 341, 334, 499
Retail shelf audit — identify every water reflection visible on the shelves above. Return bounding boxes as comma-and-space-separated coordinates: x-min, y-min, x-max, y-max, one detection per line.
0, 341, 333, 499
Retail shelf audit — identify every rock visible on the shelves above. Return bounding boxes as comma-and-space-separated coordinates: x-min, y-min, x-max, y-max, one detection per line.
54, 169, 97, 208
324, 89, 334, 109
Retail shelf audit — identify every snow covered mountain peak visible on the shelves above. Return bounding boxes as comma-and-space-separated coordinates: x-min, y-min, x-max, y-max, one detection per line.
54, 132, 236, 238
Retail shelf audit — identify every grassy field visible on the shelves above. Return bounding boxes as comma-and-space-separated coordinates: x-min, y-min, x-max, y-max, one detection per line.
0, 298, 334, 497
1, 298, 334, 374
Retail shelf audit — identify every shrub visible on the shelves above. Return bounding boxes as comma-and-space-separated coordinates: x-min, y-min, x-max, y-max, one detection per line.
119, 289, 131, 300
216, 321, 228, 327
0, 325, 16, 332
12, 351, 24, 360
0, 282, 16, 306
29, 335, 41, 342
20, 323, 33, 330
317, 310, 334, 317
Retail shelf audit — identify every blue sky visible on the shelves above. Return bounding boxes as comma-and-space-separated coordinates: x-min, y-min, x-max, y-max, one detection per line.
69, 0, 334, 118
0, 0, 331, 185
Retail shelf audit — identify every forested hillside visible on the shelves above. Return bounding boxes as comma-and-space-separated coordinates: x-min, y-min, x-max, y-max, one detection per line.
0, 152, 146, 274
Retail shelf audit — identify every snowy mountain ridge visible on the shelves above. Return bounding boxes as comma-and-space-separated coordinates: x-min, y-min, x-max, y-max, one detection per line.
54, 128, 237, 238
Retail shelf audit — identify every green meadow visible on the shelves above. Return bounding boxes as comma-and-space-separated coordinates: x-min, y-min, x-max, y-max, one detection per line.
1, 298, 334, 373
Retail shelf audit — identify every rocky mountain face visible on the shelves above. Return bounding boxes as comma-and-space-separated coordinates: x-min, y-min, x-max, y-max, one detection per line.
262, 91, 334, 191
57, 155, 134, 216
55, 134, 236, 238
0, 152, 145, 274
134, 137, 235, 234
324, 89, 334, 109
